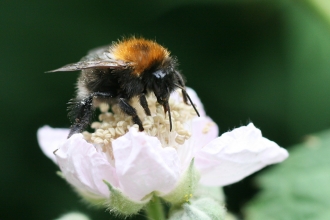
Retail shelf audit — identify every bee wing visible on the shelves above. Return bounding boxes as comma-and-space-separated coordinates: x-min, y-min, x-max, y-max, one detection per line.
47, 45, 127, 72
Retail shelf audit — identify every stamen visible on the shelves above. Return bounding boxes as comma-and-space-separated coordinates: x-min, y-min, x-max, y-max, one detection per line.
202, 122, 216, 134
82, 91, 198, 155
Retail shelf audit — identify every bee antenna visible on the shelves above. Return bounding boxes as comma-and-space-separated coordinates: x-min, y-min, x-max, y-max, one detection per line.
174, 83, 200, 117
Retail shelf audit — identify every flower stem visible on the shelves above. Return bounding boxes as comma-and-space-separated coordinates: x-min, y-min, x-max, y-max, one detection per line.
145, 196, 166, 220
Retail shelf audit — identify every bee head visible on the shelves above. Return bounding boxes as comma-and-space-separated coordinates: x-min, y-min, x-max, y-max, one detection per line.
148, 67, 177, 131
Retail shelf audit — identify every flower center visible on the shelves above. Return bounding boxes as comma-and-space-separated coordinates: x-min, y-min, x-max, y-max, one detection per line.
82, 90, 197, 155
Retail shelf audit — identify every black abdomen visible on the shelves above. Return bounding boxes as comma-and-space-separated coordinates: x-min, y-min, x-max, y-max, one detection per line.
79, 68, 120, 97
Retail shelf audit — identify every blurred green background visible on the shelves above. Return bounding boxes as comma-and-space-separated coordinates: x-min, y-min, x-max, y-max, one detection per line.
1, 0, 330, 219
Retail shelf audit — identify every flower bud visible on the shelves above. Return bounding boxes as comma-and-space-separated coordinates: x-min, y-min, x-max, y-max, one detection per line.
168, 197, 226, 220
55, 212, 90, 220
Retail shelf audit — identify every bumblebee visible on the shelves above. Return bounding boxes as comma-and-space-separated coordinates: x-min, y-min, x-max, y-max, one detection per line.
49, 37, 200, 138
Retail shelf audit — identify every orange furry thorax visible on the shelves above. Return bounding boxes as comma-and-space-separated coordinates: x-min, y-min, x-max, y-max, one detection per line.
111, 38, 170, 75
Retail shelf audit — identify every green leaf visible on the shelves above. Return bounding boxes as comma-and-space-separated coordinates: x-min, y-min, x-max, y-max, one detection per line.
244, 129, 330, 220
306, 0, 330, 28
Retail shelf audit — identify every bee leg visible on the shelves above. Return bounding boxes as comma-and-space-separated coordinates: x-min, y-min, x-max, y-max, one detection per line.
174, 71, 188, 104
139, 94, 151, 116
67, 96, 94, 138
181, 89, 188, 104
68, 92, 114, 138
173, 72, 200, 117
118, 98, 144, 131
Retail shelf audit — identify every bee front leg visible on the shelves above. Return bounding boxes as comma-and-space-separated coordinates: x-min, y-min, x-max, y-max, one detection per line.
173, 71, 200, 117
118, 98, 144, 131
68, 92, 114, 138
174, 71, 188, 104
139, 93, 151, 116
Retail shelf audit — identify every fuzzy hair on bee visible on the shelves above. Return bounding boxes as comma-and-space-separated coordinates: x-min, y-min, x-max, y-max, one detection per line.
48, 37, 200, 138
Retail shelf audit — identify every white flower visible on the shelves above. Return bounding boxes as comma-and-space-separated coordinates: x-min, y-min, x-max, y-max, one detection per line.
37, 88, 288, 215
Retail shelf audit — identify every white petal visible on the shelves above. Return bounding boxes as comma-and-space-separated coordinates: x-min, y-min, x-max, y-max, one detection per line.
55, 134, 119, 199
170, 87, 206, 117
37, 126, 69, 164
113, 128, 181, 201
195, 123, 288, 186
176, 117, 218, 170
191, 117, 219, 151
186, 87, 206, 117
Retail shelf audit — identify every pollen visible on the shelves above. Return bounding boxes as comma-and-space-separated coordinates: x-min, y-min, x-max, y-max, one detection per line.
184, 194, 193, 202
202, 122, 216, 134
82, 90, 197, 158
111, 37, 170, 75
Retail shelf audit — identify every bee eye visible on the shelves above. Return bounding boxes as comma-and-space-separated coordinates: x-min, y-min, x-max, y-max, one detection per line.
153, 70, 166, 79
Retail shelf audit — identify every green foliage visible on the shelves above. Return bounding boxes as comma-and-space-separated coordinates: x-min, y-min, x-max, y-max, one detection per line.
306, 0, 330, 27
245, 129, 330, 220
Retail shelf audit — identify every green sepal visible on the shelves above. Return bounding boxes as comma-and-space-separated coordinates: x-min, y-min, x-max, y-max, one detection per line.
168, 197, 226, 220
162, 158, 200, 205
103, 180, 149, 216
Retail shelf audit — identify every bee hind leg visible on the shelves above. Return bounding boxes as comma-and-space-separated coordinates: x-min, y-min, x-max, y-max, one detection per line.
67, 92, 114, 138
118, 98, 144, 131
